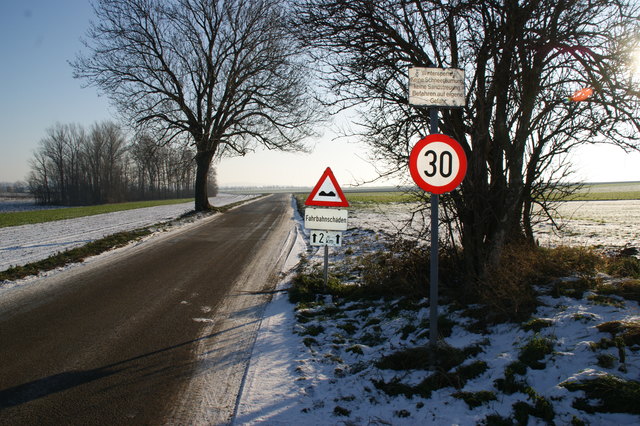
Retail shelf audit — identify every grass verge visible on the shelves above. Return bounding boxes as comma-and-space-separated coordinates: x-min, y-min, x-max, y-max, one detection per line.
562, 374, 640, 415
0, 228, 152, 282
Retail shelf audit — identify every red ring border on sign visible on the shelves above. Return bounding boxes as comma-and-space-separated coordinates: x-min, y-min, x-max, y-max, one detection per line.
409, 134, 467, 194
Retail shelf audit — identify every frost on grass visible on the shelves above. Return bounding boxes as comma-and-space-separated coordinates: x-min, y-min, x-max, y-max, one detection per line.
238, 200, 640, 425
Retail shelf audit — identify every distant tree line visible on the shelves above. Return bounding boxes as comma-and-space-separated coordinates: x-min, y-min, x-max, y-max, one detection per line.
28, 122, 217, 205
0, 181, 28, 194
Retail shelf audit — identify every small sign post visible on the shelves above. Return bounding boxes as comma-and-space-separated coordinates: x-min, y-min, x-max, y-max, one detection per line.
304, 168, 349, 291
408, 67, 466, 351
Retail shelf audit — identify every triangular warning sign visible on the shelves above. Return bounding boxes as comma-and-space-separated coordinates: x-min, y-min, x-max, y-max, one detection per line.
305, 167, 349, 207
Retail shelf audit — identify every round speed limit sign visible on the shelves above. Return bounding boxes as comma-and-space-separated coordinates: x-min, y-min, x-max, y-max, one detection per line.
409, 134, 467, 194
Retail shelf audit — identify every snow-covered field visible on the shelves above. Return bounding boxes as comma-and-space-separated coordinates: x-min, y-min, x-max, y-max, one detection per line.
534, 200, 640, 250
0, 194, 254, 271
236, 200, 640, 425
2, 195, 639, 424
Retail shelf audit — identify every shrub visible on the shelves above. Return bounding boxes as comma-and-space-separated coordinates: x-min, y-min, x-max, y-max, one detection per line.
597, 320, 640, 347
535, 246, 603, 280
474, 243, 540, 323
472, 244, 600, 324
605, 256, 640, 278
453, 391, 497, 408
288, 269, 353, 304
376, 342, 478, 372
598, 279, 640, 303
562, 374, 640, 415
522, 318, 553, 332
519, 335, 555, 370
333, 406, 350, 417
358, 238, 429, 298
552, 277, 599, 299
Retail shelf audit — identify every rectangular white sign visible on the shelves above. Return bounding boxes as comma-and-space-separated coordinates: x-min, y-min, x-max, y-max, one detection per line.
309, 230, 343, 247
304, 208, 348, 231
409, 67, 465, 107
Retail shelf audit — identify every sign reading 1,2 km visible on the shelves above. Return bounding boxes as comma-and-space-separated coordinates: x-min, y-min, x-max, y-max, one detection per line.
409, 134, 467, 194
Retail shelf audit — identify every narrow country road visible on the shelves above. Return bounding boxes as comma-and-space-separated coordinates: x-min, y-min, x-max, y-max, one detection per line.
0, 194, 295, 425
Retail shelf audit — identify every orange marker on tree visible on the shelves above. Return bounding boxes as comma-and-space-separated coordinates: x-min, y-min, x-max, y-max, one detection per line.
566, 87, 594, 103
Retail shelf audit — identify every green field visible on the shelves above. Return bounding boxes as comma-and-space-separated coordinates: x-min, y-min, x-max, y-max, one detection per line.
0, 198, 193, 228
342, 191, 419, 204
295, 191, 419, 207
569, 182, 640, 201
296, 182, 640, 208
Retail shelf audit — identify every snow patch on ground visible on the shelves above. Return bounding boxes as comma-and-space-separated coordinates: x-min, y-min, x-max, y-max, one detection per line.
0, 194, 254, 271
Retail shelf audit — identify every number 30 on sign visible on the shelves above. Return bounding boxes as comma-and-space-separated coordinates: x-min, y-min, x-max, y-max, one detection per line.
409, 134, 467, 194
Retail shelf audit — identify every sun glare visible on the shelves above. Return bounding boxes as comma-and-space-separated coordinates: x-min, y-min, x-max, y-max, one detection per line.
631, 48, 640, 80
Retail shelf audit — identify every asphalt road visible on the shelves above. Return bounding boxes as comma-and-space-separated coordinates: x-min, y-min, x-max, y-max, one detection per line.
0, 194, 295, 425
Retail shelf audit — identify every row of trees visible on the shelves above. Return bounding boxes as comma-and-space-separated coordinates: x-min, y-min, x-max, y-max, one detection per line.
28, 122, 217, 205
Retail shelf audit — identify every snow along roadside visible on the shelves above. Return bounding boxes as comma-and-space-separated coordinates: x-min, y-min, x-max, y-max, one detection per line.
167, 195, 302, 424
0, 193, 255, 272
232, 197, 309, 424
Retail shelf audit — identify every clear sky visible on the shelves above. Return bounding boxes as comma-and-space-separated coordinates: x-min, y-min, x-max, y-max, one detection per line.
1, 0, 638, 188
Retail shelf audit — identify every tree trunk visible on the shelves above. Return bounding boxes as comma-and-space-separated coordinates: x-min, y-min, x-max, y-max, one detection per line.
194, 150, 214, 211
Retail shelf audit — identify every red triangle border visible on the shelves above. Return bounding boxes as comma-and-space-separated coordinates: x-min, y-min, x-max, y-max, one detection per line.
305, 167, 349, 207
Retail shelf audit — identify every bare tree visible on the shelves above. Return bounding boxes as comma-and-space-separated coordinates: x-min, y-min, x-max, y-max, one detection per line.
28, 151, 53, 204
30, 123, 86, 205
294, 0, 640, 281
73, 0, 321, 211
88, 121, 128, 203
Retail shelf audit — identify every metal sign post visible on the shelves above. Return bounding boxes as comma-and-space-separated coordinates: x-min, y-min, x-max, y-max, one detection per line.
304, 168, 350, 294
408, 69, 467, 350
324, 245, 329, 291
410, 130, 467, 349
429, 109, 439, 349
